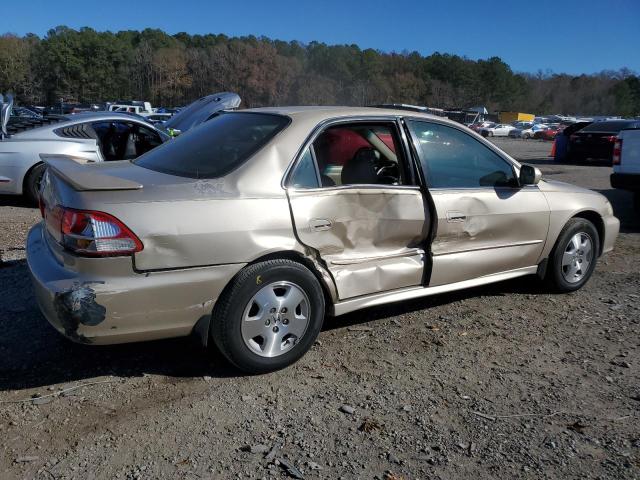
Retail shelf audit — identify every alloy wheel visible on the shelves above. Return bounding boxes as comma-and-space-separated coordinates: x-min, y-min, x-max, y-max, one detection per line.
241, 281, 310, 357
561, 232, 593, 283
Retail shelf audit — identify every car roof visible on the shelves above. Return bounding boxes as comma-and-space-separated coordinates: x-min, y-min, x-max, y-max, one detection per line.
63, 111, 151, 123
243, 105, 457, 125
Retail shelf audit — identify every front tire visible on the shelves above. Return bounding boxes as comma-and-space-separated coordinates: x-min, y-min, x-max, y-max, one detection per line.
210, 259, 325, 373
545, 218, 599, 292
24, 163, 46, 206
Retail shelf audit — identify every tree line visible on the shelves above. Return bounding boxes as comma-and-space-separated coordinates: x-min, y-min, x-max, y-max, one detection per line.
0, 26, 639, 116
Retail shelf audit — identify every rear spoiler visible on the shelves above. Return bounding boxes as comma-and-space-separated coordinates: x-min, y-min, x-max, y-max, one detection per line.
40, 154, 143, 191
0, 93, 13, 139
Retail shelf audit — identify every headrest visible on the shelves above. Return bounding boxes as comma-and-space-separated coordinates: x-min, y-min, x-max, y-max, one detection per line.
341, 148, 378, 185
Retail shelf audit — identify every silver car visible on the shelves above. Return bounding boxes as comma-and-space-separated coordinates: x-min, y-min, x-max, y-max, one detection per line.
27, 107, 619, 373
0, 92, 240, 204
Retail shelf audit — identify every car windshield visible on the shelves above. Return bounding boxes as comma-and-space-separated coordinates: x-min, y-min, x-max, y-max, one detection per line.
135, 112, 290, 179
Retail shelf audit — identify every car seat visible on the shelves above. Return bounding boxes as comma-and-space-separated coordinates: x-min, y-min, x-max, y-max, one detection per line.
341, 148, 378, 185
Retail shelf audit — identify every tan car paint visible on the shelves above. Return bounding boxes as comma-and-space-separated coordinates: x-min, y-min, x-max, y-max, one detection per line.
27, 223, 244, 344
28, 106, 620, 345
537, 179, 619, 257
428, 186, 550, 285
288, 186, 426, 299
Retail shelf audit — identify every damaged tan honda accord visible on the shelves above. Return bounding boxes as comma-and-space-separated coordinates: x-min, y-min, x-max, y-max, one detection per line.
27, 107, 620, 373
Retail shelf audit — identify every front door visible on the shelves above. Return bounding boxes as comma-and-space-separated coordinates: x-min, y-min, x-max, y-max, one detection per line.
406, 119, 550, 286
287, 120, 430, 300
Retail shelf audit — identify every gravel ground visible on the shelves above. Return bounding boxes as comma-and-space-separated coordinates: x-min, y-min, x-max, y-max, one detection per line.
0, 138, 638, 480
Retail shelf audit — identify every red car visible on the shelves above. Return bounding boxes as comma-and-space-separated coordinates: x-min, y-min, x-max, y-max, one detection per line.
534, 125, 561, 141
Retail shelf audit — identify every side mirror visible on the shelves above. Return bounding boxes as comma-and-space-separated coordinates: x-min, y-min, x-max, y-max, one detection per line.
519, 164, 542, 185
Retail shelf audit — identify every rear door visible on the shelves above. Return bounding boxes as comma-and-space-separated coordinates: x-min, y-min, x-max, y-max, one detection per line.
406, 119, 550, 286
286, 119, 430, 300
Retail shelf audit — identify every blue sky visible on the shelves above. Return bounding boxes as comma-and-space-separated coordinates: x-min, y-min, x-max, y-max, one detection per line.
3, 0, 639, 74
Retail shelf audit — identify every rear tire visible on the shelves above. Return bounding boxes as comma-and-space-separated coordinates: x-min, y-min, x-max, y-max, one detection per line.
545, 218, 599, 293
210, 259, 325, 374
24, 163, 46, 206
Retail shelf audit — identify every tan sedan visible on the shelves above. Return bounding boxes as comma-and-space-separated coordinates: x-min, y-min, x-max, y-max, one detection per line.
27, 107, 619, 373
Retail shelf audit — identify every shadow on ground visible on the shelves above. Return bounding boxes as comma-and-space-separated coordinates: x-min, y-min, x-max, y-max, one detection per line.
0, 258, 546, 391
0, 195, 32, 208
597, 188, 639, 233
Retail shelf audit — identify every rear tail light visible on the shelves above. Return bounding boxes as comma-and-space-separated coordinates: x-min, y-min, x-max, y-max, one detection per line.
612, 138, 623, 165
52, 207, 142, 256
606, 135, 618, 142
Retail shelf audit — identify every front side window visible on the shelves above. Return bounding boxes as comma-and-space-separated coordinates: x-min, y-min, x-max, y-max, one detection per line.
136, 112, 290, 179
408, 121, 517, 189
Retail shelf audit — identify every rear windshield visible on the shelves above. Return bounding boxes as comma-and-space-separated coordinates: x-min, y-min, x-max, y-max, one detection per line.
580, 121, 638, 133
135, 112, 290, 179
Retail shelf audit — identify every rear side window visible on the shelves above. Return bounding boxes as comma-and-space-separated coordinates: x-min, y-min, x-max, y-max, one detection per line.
289, 148, 320, 188
135, 112, 290, 178
580, 121, 638, 133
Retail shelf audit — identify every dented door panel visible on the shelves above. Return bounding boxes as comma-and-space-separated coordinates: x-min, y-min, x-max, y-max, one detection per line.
429, 187, 550, 285
288, 187, 427, 299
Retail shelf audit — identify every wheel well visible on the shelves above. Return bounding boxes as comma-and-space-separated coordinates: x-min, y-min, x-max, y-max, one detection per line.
196, 250, 336, 348
22, 161, 44, 194
573, 210, 604, 256
247, 251, 336, 311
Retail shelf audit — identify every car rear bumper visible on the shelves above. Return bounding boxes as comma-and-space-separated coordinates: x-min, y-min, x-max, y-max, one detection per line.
27, 222, 244, 345
610, 172, 640, 192
602, 214, 620, 255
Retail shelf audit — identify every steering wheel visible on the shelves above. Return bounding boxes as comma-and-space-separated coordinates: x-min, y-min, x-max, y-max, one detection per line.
375, 161, 400, 185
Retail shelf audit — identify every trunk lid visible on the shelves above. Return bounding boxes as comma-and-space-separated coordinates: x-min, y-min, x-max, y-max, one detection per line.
160, 92, 241, 135
42, 155, 144, 191
572, 130, 616, 147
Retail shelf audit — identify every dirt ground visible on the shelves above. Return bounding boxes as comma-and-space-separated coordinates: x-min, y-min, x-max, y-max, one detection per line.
0, 138, 638, 480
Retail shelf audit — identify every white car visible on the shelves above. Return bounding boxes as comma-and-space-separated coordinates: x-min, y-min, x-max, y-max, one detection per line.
509, 123, 549, 139
481, 124, 516, 137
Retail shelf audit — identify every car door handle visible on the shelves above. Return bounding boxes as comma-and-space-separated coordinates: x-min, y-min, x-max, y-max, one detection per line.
309, 218, 333, 231
446, 211, 466, 222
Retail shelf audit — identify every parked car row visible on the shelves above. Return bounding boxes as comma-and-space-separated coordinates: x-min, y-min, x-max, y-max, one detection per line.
470, 120, 562, 140
469, 115, 640, 167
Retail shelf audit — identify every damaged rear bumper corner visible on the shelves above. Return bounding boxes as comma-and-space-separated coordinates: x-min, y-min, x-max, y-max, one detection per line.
602, 214, 620, 255
26, 222, 244, 345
